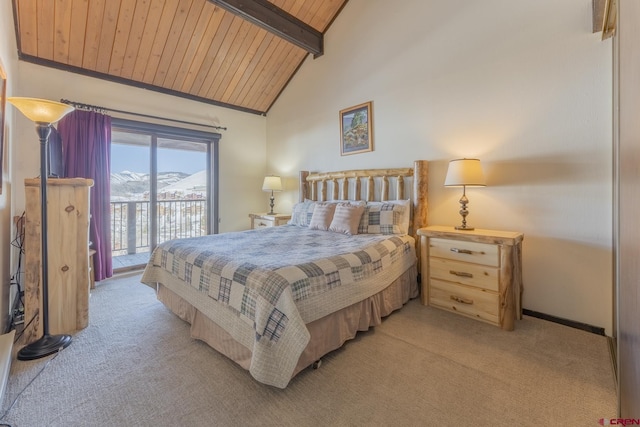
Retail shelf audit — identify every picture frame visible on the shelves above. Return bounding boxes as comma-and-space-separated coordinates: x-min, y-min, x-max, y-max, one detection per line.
601, 0, 617, 40
340, 101, 373, 156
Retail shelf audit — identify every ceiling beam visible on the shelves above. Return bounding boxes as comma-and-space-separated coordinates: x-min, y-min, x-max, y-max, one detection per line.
208, 0, 323, 57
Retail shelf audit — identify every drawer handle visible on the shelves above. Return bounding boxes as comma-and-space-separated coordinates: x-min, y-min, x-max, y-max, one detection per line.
450, 295, 474, 305
449, 270, 473, 278
258, 222, 267, 226
450, 248, 472, 255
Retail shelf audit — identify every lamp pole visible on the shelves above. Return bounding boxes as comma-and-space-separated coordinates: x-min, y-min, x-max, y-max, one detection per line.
36, 123, 52, 339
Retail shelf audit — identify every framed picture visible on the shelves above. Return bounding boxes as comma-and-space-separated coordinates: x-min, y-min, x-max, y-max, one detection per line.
0, 60, 6, 194
340, 101, 373, 156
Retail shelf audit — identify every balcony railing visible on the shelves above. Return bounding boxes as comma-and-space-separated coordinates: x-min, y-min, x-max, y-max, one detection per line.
111, 199, 207, 257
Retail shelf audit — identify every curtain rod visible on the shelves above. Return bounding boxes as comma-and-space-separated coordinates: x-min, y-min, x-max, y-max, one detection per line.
59, 99, 227, 131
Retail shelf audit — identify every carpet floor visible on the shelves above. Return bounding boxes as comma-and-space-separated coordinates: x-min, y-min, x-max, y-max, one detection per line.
0, 273, 616, 426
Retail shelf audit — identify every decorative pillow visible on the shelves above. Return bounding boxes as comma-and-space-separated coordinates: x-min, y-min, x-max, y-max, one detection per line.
358, 201, 409, 235
329, 203, 366, 235
308, 203, 337, 231
288, 201, 316, 227
380, 199, 410, 234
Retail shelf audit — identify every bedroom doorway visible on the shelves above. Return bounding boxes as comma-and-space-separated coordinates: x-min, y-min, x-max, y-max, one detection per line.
110, 118, 220, 272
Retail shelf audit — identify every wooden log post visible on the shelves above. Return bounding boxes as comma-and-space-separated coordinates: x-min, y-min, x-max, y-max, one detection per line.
331, 178, 338, 200
381, 176, 389, 201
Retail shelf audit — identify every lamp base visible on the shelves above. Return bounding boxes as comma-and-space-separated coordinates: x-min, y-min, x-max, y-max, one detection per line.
455, 225, 475, 231
17, 333, 72, 361
268, 194, 276, 216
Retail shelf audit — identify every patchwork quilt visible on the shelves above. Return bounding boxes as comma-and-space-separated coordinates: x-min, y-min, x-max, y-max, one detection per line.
141, 225, 416, 388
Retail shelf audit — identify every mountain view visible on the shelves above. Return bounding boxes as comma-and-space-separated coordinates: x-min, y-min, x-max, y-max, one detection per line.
110, 170, 208, 256
110, 170, 205, 201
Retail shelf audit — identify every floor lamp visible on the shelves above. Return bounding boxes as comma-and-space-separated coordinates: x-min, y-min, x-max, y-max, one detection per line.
8, 97, 75, 360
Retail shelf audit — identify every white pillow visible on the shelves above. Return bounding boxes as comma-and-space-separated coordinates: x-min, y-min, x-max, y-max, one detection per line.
288, 201, 316, 227
329, 203, 366, 235
308, 203, 337, 231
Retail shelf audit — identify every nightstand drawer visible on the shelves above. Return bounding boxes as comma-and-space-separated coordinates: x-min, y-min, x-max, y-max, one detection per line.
249, 213, 291, 229
254, 218, 275, 228
430, 238, 499, 267
429, 257, 499, 292
429, 279, 499, 325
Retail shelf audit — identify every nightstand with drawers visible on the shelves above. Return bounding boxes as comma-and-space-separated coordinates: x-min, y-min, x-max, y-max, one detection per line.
249, 213, 291, 229
417, 225, 524, 331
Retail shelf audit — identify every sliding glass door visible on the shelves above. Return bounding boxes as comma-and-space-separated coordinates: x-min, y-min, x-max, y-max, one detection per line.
155, 138, 209, 246
110, 119, 220, 271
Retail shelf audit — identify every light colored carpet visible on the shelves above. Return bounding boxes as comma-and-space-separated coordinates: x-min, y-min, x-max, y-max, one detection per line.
0, 273, 616, 426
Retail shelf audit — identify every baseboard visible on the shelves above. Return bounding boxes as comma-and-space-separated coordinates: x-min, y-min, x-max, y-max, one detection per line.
522, 309, 606, 336
0, 330, 15, 407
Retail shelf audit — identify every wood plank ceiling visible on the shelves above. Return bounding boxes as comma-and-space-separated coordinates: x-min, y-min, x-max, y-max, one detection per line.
12, 0, 348, 115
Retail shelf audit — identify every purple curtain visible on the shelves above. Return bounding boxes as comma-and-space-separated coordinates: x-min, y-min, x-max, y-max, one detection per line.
58, 110, 113, 281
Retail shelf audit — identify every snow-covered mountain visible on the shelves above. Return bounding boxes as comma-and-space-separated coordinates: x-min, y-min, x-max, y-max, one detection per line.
110, 170, 148, 184
161, 170, 207, 193
110, 170, 208, 253
110, 171, 192, 200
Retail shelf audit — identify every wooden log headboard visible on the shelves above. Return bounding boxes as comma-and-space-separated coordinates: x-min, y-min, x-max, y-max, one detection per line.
298, 160, 428, 237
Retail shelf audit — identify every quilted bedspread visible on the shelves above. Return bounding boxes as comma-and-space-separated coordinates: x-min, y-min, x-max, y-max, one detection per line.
141, 225, 416, 388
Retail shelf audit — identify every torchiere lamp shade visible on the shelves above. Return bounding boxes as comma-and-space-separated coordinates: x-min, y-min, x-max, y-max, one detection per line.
7, 97, 74, 124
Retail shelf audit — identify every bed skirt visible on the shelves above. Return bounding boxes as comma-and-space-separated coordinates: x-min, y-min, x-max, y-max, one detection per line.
155, 264, 419, 381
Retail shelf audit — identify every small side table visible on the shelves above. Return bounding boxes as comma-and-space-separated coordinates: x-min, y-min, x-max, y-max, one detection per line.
249, 213, 291, 229
418, 225, 524, 331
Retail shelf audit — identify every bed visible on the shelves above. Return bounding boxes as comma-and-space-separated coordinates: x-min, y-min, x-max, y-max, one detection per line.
141, 161, 428, 388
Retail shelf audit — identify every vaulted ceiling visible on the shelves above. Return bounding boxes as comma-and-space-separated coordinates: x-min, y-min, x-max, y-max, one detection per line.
12, 0, 348, 115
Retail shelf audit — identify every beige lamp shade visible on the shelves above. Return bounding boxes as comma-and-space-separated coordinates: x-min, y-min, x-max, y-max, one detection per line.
444, 158, 486, 187
262, 176, 282, 192
7, 97, 75, 124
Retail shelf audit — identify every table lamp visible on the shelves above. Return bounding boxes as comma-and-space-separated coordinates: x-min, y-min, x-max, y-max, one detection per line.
262, 175, 282, 215
444, 158, 486, 230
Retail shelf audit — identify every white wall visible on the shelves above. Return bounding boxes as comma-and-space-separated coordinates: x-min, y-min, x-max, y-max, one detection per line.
267, 0, 614, 333
0, 0, 19, 331
12, 63, 268, 233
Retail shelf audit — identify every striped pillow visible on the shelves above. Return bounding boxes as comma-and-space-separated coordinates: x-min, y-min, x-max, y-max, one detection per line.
329, 203, 365, 235
309, 203, 337, 231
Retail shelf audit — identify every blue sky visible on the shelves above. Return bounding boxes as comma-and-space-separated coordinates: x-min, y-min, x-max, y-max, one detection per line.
111, 145, 205, 175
